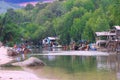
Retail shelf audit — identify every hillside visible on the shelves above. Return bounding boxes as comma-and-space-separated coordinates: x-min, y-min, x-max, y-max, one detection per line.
0, 0, 119, 45
0, 1, 22, 14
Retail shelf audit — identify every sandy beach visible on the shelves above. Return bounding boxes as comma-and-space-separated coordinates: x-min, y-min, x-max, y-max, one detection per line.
0, 46, 50, 80
0, 70, 41, 80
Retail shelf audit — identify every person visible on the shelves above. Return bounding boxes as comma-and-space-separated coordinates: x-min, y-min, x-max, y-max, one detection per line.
71, 41, 79, 50
13, 44, 17, 49
78, 41, 89, 51
16, 46, 21, 54
74, 44, 79, 50
89, 43, 97, 51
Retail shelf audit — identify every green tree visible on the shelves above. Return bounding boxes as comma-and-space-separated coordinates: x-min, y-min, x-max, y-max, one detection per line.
0, 16, 4, 41
112, 0, 120, 25
2, 23, 20, 43
24, 4, 34, 11
82, 25, 95, 42
74, 0, 95, 11
35, 1, 65, 25
70, 18, 81, 41
54, 6, 87, 44
64, 0, 74, 11
0, 0, 119, 45
20, 23, 38, 40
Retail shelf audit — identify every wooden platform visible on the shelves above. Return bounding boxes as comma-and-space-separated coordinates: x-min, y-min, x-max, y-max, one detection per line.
31, 51, 109, 56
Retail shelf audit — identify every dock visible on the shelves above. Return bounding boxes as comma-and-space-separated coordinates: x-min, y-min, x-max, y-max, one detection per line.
31, 51, 109, 56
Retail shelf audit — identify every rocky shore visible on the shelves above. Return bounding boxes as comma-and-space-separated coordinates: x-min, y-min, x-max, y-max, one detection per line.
0, 46, 13, 65
0, 46, 49, 80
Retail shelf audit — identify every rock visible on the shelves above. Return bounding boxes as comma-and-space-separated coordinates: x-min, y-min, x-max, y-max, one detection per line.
0, 47, 14, 66
12, 57, 45, 67
7, 48, 18, 56
0, 41, 3, 47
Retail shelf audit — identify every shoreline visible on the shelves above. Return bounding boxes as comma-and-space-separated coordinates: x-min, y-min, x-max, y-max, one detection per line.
0, 46, 51, 80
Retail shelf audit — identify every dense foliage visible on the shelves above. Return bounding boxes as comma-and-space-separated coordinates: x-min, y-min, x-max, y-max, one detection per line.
0, 0, 120, 46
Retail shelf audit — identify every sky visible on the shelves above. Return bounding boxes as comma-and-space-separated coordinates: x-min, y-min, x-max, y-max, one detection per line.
4, 0, 40, 3
3, 0, 54, 6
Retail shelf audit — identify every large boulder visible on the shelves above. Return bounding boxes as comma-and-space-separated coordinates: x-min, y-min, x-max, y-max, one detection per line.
7, 48, 18, 56
0, 47, 14, 66
12, 57, 45, 67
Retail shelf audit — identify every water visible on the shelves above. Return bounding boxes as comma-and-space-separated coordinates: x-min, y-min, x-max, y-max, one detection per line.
1, 48, 120, 80
32, 55, 118, 80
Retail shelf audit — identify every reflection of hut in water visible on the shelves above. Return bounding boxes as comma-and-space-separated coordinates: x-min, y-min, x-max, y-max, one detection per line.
96, 56, 110, 70
96, 55, 119, 72
47, 55, 56, 61
95, 26, 120, 52
97, 55, 120, 80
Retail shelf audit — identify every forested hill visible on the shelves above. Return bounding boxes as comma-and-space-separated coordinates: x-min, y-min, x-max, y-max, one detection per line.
0, 0, 120, 46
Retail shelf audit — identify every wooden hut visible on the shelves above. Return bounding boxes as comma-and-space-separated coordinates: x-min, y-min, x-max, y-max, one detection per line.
112, 26, 120, 52
95, 26, 120, 52
95, 31, 115, 51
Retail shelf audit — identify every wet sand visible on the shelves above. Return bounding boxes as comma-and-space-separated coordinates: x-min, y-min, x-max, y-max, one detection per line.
0, 46, 51, 80
0, 70, 41, 80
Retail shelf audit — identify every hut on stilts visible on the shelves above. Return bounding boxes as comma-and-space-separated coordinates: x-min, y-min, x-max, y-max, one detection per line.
95, 26, 120, 53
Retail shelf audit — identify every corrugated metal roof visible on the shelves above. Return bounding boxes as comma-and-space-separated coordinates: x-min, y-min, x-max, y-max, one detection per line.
95, 32, 116, 36
114, 26, 120, 30
47, 37, 59, 40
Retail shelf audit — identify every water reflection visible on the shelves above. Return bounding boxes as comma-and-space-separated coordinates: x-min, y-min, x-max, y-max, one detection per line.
36, 55, 96, 73
96, 54, 120, 80
44, 47, 62, 51
96, 56, 110, 70
9, 47, 120, 80
32, 50, 120, 80
2, 47, 120, 80
47, 55, 56, 61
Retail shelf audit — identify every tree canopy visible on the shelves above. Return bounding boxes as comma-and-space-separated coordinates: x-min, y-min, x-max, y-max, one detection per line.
0, 0, 119, 46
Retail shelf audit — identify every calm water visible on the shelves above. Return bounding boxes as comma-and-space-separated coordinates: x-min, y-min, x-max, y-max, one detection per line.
31, 55, 118, 80
1, 48, 120, 80
29, 48, 120, 80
